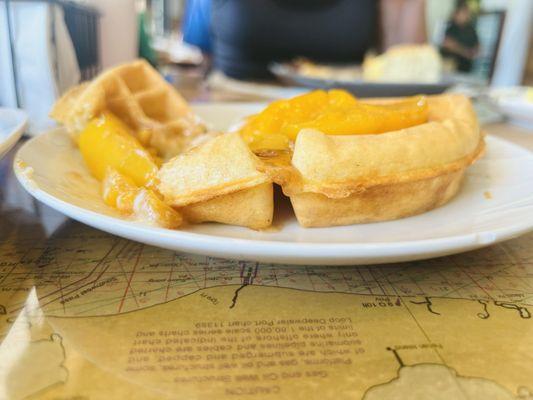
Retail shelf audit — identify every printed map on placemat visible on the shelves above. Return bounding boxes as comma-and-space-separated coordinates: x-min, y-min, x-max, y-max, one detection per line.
1, 223, 532, 400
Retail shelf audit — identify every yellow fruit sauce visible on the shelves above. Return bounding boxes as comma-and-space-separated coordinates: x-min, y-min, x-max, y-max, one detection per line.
79, 112, 181, 228
78, 112, 158, 187
101, 168, 139, 212
239, 89, 429, 152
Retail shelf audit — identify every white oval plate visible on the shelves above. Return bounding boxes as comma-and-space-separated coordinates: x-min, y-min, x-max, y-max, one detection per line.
14, 103, 533, 265
489, 87, 533, 129
0, 108, 27, 159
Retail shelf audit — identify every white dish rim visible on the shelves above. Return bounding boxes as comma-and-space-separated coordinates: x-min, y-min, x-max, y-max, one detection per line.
13, 131, 533, 264
0, 108, 27, 158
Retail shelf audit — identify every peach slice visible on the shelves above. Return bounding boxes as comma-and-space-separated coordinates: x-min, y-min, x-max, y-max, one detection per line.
239, 90, 429, 152
79, 112, 158, 187
102, 168, 182, 228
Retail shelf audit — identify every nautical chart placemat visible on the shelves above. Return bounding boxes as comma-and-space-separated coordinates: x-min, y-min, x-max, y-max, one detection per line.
1, 221, 532, 400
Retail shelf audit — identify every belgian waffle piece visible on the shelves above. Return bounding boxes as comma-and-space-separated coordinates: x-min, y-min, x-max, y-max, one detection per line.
281, 95, 485, 227
158, 132, 274, 229
51, 59, 206, 159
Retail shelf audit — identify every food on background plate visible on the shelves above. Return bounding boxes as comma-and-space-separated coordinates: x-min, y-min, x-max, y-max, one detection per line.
288, 44, 443, 84
291, 58, 361, 82
51, 60, 483, 230
363, 44, 443, 84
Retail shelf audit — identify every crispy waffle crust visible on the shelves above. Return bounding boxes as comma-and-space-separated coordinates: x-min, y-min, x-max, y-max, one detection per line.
290, 169, 467, 227
158, 133, 274, 229
270, 94, 484, 227
50, 59, 206, 159
182, 183, 273, 229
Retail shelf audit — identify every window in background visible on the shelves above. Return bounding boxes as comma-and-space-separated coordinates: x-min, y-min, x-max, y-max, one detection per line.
472, 11, 505, 80
524, 38, 533, 85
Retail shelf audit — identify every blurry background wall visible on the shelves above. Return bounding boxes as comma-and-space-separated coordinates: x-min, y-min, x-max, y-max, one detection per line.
84, 0, 137, 68
488, 0, 532, 86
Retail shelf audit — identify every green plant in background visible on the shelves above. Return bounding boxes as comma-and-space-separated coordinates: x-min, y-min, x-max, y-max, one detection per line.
139, 11, 157, 66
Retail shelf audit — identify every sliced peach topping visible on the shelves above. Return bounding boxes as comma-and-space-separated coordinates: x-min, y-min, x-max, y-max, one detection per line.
239, 89, 429, 152
101, 168, 181, 228
78, 112, 158, 187
80, 113, 181, 228
102, 167, 138, 212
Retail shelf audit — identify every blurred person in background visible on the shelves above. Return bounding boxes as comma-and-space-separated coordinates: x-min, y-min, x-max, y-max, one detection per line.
183, 0, 427, 79
183, 0, 213, 54
440, 0, 480, 72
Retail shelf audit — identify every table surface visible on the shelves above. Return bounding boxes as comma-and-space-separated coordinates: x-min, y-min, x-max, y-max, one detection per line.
1, 89, 533, 400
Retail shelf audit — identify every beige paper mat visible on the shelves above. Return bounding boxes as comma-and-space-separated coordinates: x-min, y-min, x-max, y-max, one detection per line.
1, 219, 532, 400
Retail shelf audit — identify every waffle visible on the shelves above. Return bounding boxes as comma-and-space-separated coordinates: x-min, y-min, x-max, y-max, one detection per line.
51, 59, 206, 159
280, 94, 484, 227
158, 132, 273, 229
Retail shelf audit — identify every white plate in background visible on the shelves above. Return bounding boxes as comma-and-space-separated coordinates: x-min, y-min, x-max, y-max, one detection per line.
0, 108, 27, 159
13, 104, 533, 265
489, 87, 533, 130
